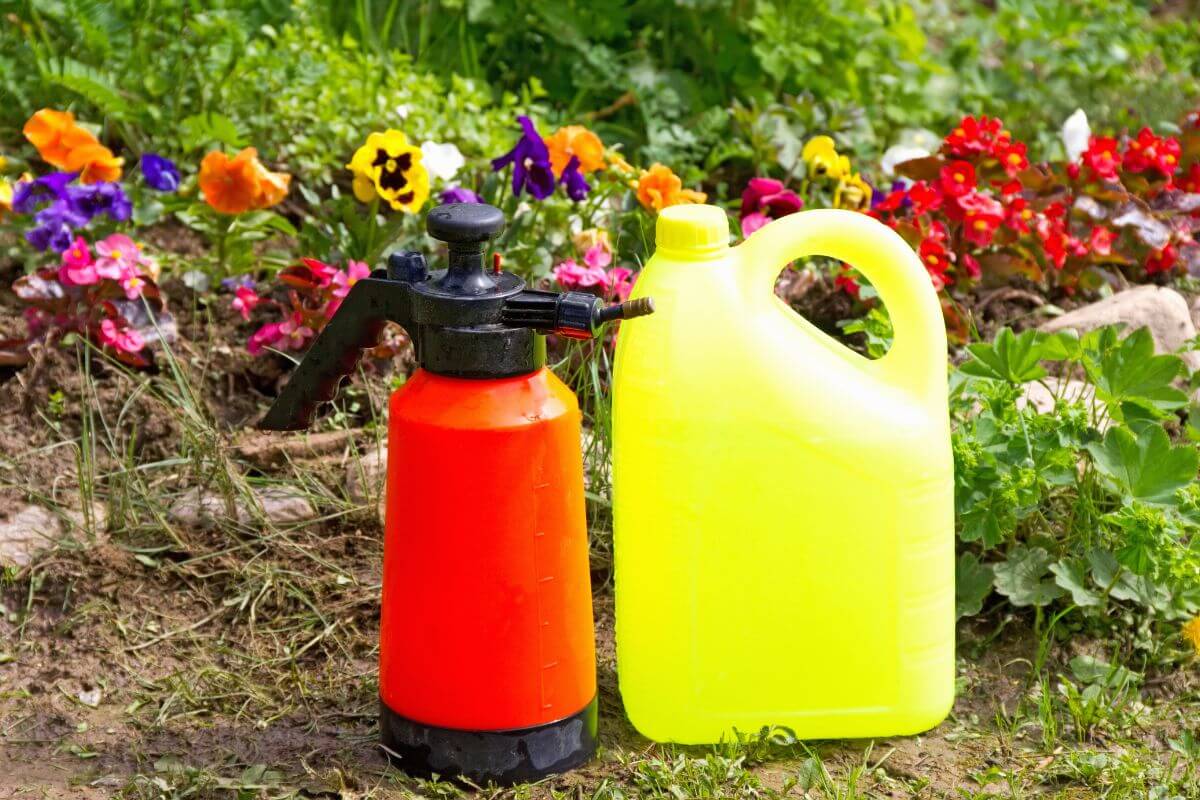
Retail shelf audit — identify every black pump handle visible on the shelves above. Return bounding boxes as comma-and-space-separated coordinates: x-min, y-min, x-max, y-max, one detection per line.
259, 276, 411, 431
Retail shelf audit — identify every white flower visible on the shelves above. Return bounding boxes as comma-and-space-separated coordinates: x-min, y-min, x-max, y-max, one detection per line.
880, 144, 930, 177
420, 141, 465, 182
395, 104, 410, 120
1061, 109, 1091, 162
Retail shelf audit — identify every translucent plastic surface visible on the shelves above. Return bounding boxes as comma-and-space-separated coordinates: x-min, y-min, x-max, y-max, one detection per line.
612, 206, 954, 743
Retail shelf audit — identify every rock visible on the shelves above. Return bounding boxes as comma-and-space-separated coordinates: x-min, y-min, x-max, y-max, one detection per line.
257, 487, 318, 524
169, 486, 317, 528
346, 446, 388, 502
0, 501, 107, 567
1018, 377, 1110, 430
1039, 285, 1200, 370
346, 446, 388, 526
0, 505, 60, 567
234, 429, 360, 469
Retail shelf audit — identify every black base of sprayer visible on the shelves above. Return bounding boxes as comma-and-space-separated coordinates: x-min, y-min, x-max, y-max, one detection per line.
379, 697, 598, 785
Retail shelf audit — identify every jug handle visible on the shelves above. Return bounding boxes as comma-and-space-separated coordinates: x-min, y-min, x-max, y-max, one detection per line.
738, 209, 947, 401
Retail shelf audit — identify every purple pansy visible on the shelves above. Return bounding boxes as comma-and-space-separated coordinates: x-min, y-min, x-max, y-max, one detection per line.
491, 116, 556, 200
439, 186, 483, 204
26, 206, 79, 252
68, 182, 132, 223
12, 172, 77, 214
140, 153, 180, 192
221, 274, 257, 291
560, 156, 590, 202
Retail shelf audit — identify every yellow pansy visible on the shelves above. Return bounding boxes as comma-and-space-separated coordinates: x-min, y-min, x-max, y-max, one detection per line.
802, 135, 850, 181
0, 179, 11, 219
835, 173, 873, 210
347, 130, 430, 213
573, 228, 611, 254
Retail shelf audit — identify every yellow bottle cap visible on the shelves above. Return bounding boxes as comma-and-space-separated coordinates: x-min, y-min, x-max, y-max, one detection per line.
656, 204, 729, 255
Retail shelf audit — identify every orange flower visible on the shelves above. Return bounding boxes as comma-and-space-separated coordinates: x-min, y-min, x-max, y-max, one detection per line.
545, 125, 605, 175
23, 109, 103, 169
199, 148, 291, 214
65, 142, 124, 184
634, 163, 706, 212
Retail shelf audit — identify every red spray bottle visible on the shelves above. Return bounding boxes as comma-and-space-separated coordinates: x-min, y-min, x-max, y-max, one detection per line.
260, 203, 653, 784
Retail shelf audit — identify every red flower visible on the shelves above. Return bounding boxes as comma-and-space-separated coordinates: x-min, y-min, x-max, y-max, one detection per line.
1123, 127, 1181, 177
926, 219, 950, 246
1178, 163, 1200, 194
964, 208, 1003, 247
998, 140, 1028, 177
944, 115, 1009, 158
1035, 210, 1071, 269
907, 180, 943, 215
919, 238, 952, 287
939, 160, 977, 197
874, 188, 907, 213
834, 266, 861, 299
1089, 226, 1115, 257
1005, 196, 1035, 233
962, 253, 982, 279
1082, 136, 1121, 182
1145, 244, 1178, 275
998, 179, 1023, 197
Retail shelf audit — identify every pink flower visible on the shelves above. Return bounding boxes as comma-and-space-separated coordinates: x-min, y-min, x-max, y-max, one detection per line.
97, 318, 145, 354
278, 311, 314, 350
739, 178, 803, 238
740, 211, 771, 238
119, 271, 147, 300
552, 258, 608, 290
606, 267, 635, 301
331, 260, 371, 299
232, 285, 261, 320
58, 236, 98, 286
94, 234, 140, 280
583, 242, 612, 270
247, 322, 284, 355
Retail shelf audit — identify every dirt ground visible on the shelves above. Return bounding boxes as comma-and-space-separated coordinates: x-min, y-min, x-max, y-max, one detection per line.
1, 265, 1197, 799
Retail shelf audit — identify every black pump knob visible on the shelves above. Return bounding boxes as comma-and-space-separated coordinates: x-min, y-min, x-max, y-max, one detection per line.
388, 251, 428, 283
426, 203, 506, 245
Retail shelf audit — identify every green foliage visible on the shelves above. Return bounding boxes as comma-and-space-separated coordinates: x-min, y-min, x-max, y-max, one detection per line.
952, 324, 1200, 636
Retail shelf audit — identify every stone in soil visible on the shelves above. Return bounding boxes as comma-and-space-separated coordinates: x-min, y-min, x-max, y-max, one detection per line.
345, 445, 387, 524
0, 501, 107, 567
1039, 285, 1200, 370
1018, 377, 1110, 430
168, 485, 317, 528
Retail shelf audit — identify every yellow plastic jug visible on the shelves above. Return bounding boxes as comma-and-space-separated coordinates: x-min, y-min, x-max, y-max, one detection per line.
611, 205, 954, 743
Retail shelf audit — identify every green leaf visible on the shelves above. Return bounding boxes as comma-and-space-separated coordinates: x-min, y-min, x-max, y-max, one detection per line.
1083, 327, 1187, 418
1068, 655, 1139, 688
955, 552, 994, 618
1050, 558, 1102, 607
1086, 424, 1199, 506
993, 545, 1065, 607
180, 112, 245, 150
960, 328, 1047, 384
48, 59, 128, 118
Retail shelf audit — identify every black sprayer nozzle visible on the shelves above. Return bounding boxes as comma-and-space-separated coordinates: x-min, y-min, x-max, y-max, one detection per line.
595, 297, 655, 325
260, 203, 654, 431
500, 291, 655, 340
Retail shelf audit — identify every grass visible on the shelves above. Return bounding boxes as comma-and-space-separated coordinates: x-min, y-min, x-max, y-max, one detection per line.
1, 341, 1197, 800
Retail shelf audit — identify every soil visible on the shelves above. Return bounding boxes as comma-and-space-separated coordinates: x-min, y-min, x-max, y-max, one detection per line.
1, 253, 1196, 798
